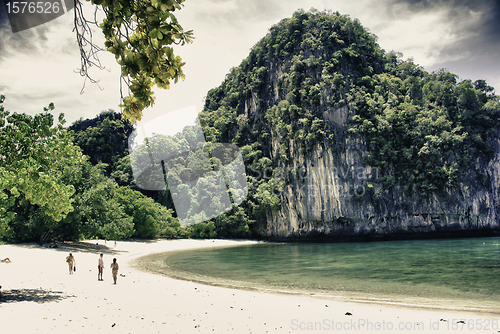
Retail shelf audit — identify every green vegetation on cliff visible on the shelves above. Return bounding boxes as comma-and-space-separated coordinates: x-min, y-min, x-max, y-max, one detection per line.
349, 61, 499, 197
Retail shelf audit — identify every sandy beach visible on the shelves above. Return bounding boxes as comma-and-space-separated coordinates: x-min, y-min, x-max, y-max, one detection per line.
0, 239, 498, 333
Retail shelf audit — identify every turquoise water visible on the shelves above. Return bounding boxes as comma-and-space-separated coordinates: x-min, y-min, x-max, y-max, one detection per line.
140, 237, 500, 313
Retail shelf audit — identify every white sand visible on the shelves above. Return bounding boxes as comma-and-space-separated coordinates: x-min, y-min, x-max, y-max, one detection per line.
0, 239, 498, 334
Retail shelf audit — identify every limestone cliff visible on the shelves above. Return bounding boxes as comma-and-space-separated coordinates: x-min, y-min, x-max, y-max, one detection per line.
262, 137, 500, 240
200, 9, 500, 240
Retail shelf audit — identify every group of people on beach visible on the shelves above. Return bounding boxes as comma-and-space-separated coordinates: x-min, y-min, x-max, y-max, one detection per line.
66, 253, 120, 284
1, 251, 120, 300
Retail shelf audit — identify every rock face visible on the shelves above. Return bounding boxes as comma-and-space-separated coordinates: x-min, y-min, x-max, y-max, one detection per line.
201, 10, 500, 240
246, 92, 500, 239
245, 56, 500, 240
254, 93, 500, 240
252, 65, 500, 240
261, 137, 500, 240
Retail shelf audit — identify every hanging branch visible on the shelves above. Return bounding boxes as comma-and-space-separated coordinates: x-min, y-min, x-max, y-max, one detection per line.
72, 0, 194, 122
73, 0, 107, 94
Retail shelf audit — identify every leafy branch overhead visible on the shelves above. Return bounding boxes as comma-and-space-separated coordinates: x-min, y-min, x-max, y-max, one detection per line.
77, 0, 194, 122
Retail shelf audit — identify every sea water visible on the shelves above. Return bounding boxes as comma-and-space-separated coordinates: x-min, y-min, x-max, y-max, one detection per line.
141, 237, 500, 314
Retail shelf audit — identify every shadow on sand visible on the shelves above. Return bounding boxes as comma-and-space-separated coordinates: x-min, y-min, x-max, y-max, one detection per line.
11, 241, 126, 256
9, 239, 162, 256
0, 288, 75, 304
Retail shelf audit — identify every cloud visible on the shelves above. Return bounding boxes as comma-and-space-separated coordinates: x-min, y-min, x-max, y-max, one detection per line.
360, 0, 500, 89
187, 0, 286, 30
384, 0, 500, 59
0, 3, 119, 123
0, 3, 52, 63
2, 0, 500, 124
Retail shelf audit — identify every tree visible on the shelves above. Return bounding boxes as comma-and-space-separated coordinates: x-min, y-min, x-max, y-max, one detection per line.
60, 162, 135, 240
114, 186, 180, 238
111, 155, 136, 187
74, 0, 194, 122
0, 95, 84, 241
70, 110, 133, 175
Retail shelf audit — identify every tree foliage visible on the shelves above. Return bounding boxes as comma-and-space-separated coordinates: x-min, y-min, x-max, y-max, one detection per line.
70, 110, 133, 175
114, 186, 180, 238
76, 0, 194, 122
0, 96, 84, 240
0, 98, 183, 242
348, 59, 500, 196
58, 161, 135, 241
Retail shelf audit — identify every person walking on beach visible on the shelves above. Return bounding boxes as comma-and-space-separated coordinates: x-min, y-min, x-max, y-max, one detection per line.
98, 254, 104, 281
66, 253, 76, 274
110, 258, 119, 284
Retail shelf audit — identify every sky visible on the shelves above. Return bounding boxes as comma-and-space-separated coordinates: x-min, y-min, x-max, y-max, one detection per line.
0, 0, 499, 126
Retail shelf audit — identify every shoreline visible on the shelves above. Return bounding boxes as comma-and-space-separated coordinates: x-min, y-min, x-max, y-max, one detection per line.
134, 242, 500, 317
1, 239, 499, 333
